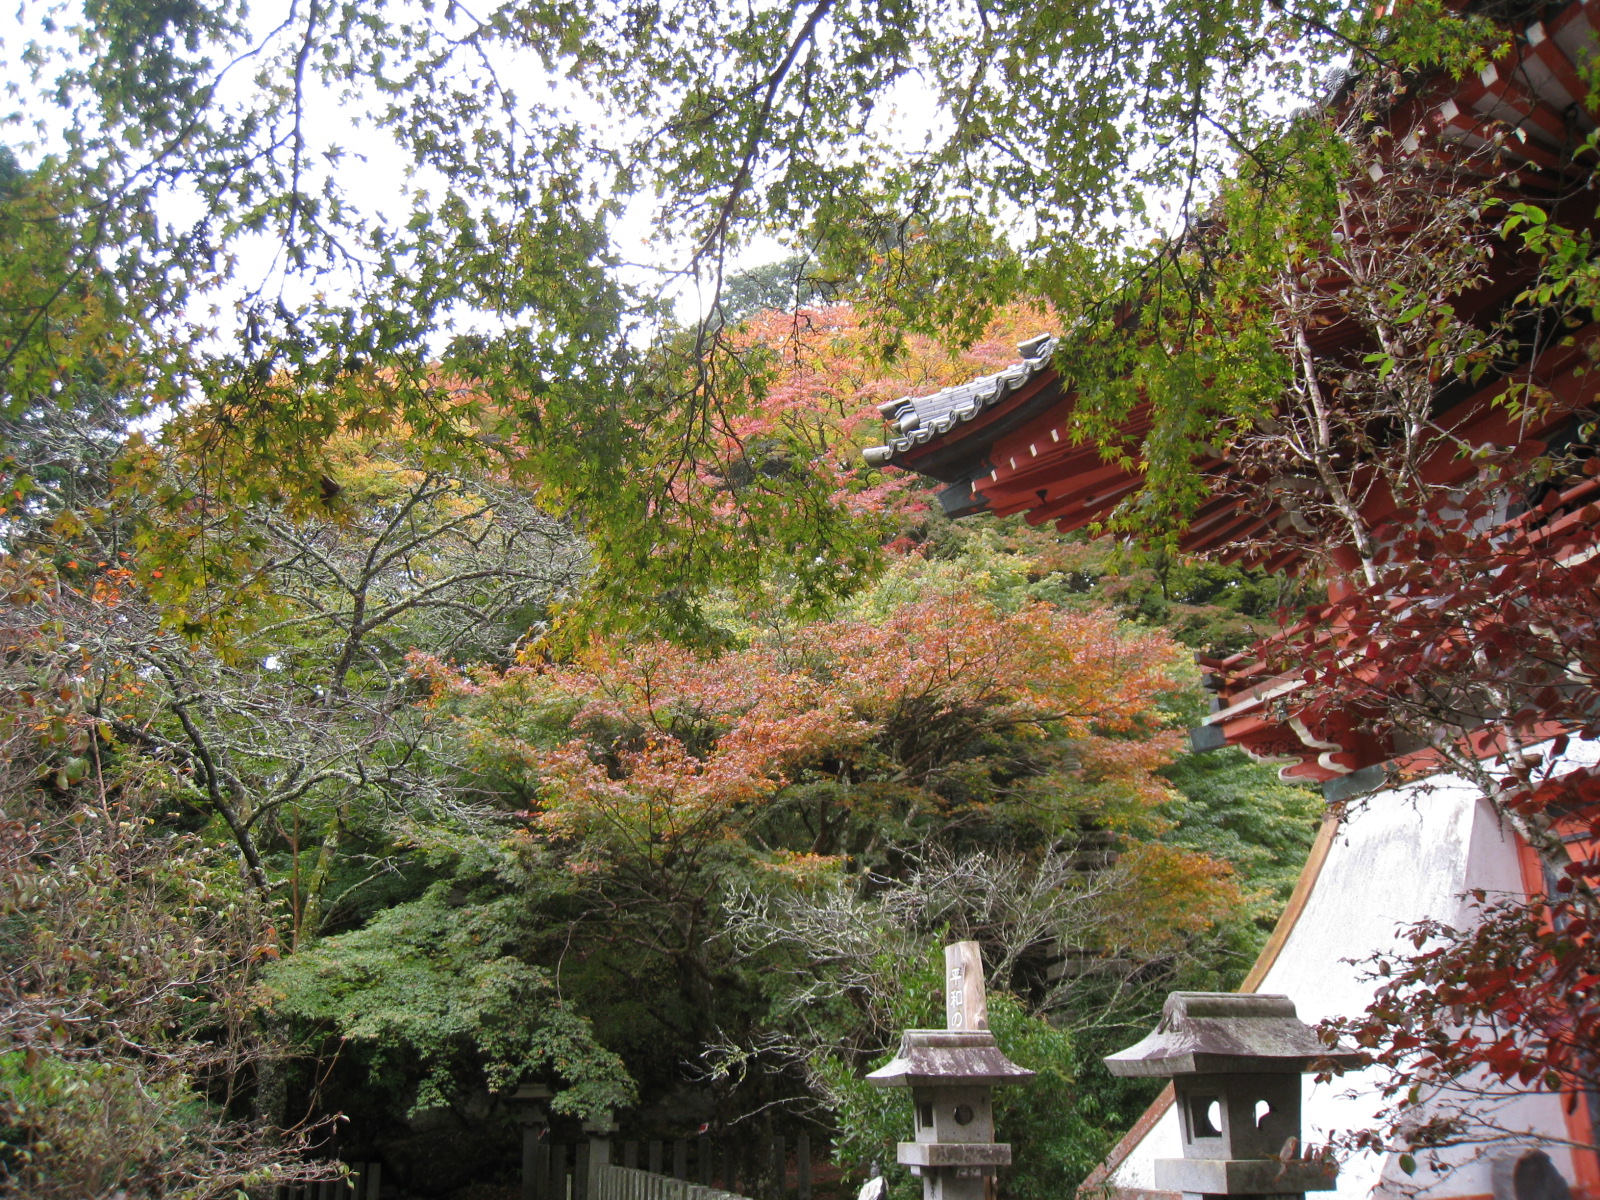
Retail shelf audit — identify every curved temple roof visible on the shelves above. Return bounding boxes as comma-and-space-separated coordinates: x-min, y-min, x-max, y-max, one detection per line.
863, 334, 1058, 468
854, 0, 1600, 787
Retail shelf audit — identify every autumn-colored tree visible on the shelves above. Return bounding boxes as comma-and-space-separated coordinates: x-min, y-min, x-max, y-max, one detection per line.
415, 579, 1235, 1081
3, 0, 1502, 625
706, 302, 1059, 522
0, 553, 325, 1195
1283, 483, 1600, 1159
426, 591, 1185, 876
1322, 888, 1600, 1166
577, 299, 1061, 634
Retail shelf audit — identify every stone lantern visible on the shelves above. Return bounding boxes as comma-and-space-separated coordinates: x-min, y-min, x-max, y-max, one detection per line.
1104, 993, 1362, 1200
866, 942, 1034, 1200
509, 1082, 553, 1200
583, 1110, 620, 1200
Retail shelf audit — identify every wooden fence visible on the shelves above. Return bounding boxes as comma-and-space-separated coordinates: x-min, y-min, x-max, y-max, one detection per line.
523, 1133, 814, 1200
266, 1131, 816, 1200
594, 1163, 750, 1200
613, 1133, 812, 1200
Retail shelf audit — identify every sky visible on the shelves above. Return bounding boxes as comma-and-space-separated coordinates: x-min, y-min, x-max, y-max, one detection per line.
0, 2, 715, 352
1, 0, 966, 355
0, 0, 1311, 377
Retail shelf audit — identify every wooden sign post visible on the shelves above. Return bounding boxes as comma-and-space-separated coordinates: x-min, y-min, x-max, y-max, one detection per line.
944, 941, 988, 1032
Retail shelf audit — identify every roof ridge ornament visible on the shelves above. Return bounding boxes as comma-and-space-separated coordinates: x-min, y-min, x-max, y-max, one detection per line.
1017, 333, 1053, 359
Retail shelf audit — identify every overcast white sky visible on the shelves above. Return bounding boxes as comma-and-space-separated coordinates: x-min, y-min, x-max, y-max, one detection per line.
1, 0, 1297, 367
0, 0, 966, 354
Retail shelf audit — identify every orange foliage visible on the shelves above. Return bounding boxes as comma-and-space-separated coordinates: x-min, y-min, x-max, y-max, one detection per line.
415, 590, 1183, 875
1106, 842, 1246, 954
712, 301, 1059, 519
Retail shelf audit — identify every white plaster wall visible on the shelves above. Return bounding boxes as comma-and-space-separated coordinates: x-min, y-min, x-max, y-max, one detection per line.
1106, 750, 1595, 1200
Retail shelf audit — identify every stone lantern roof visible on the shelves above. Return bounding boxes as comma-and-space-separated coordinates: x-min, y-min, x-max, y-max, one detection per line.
865, 1029, 1036, 1089
1103, 993, 1363, 1078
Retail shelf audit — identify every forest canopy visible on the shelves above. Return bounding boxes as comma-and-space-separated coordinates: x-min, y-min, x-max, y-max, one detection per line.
0, 0, 1519, 617
0, 288, 1320, 1193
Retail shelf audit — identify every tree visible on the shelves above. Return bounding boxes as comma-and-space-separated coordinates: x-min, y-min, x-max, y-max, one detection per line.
574, 298, 1065, 634
411, 557, 1254, 1147
425, 588, 1189, 896
0, 2, 1513, 618
717, 257, 842, 326
1321, 888, 1600, 1168
713, 846, 1244, 1200
0, 141, 190, 442
0, 726, 323, 1197
715, 301, 1058, 519
22, 439, 584, 933
1277, 483, 1600, 1162
264, 880, 636, 1120
0, 436, 610, 1189
1064, 64, 1600, 1172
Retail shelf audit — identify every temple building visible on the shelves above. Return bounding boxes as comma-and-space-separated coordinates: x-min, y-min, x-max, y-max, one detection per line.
861, 3, 1600, 1198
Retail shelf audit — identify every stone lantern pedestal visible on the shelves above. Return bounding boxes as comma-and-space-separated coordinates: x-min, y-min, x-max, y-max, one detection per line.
511, 1083, 553, 1200
584, 1110, 620, 1200
1104, 993, 1362, 1200
866, 943, 1034, 1200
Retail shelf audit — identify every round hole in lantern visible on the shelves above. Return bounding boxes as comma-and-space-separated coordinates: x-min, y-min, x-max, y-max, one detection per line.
1189, 1095, 1223, 1139
953, 1105, 975, 1126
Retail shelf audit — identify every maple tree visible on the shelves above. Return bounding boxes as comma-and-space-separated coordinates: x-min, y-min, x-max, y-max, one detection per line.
709, 302, 1059, 519
410, 571, 1252, 1145
1281, 484, 1600, 873
424, 590, 1188, 881
265, 881, 636, 1121
1278, 484, 1600, 1159
0, 664, 326, 1195
1322, 889, 1600, 1166
580, 299, 1062, 633
0, 0, 1512, 620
